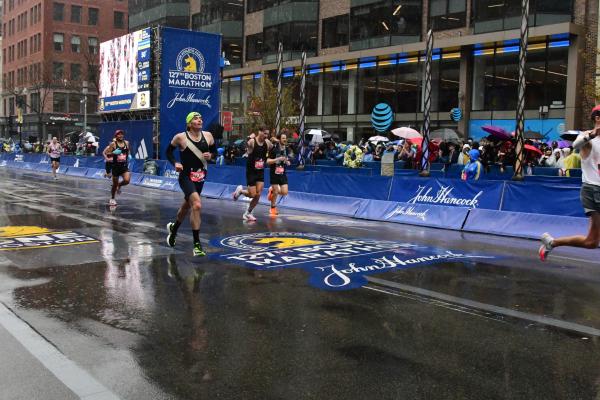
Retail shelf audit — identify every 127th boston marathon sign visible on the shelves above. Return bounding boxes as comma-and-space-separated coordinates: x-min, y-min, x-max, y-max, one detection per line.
159, 27, 221, 159
212, 232, 496, 291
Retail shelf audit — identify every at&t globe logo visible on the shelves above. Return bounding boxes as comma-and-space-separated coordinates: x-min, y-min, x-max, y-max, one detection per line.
371, 103, 394, 132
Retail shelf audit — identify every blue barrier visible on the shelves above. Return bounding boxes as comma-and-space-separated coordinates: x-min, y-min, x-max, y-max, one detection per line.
502, 182, 584, 217
64, 166, 88, 177
355, 199, 469, 230
279, 191, 365, 217
138, 175, 179, 191
463, 208, 589, 241
389, 177, 504, 210
533, 167, 559, 176
86, 168, 107, 180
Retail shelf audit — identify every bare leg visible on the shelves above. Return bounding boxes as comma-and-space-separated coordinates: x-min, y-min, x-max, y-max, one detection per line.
270, 184, 280, 208
189, 192, 202, 231
176, 199, 191, 225
248, 182, 263, 212
117, 172, 131, 191
111, 176, 119, 199
552, 213, 600, 249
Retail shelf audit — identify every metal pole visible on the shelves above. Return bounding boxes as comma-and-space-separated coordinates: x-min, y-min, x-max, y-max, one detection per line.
420, 29, 433, 177
276, 42, 283, 136
513, 0, 529, 181
299, 51, 306, 142
82, 81, 88, 137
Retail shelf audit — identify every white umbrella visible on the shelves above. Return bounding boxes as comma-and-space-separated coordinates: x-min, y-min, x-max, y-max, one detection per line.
392, 127, 421, 140
306, 129, 328, 144
431, 128, 460, 142
368, 135, 389, 143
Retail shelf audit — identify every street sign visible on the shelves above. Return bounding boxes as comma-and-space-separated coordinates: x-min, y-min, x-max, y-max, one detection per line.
222, 111, 233, 131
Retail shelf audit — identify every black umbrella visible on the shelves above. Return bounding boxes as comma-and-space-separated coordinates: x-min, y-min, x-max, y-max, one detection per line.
524, 130, 543, 140
560, 130, 580, 141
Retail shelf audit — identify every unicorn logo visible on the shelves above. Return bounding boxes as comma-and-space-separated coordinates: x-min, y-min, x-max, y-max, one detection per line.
183, 55, 197, 72
176, 48, 205, 74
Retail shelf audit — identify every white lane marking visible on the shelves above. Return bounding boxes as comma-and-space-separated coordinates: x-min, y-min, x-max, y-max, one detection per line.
366, 276, 600, 337
0, 301, 122, 400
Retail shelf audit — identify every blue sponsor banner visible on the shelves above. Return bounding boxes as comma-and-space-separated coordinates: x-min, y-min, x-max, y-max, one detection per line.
502, 182, 585, 217
278, 192, 366, 217
139, 175, 179, 191
159, 27, 221, 159
99, 120, 154, 160
389, 177, 504, 210
99, 93, 136, 112
211, 232, 497, 291
355, 199, 469, 230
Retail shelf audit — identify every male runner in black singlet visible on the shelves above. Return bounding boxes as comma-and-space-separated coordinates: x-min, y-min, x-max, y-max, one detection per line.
103, 129, 131, 206
166, 112, 215, 256
233, 127, 273, 221
267, 132, 290, 216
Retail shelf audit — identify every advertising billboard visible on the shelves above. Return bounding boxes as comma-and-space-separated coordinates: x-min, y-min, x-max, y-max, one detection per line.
98, 28, 152, 113
159, 27, 221, 158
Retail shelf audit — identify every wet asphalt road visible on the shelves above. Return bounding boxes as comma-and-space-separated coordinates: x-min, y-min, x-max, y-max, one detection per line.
1, 168, 600, 400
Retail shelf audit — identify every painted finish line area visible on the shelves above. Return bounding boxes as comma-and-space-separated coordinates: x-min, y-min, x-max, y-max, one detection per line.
2, 168, 600, 400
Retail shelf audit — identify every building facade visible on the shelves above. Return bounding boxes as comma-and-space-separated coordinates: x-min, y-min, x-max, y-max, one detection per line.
187, 0, 597, 142
129, 0, 189, 32
1, 0, 128, 141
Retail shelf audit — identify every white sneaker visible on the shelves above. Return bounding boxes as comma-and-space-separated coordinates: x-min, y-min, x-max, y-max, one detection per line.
233, 185, 243, 201
243, 211, 256, 221
538, 232, 554, 262
109, 199, 117, 206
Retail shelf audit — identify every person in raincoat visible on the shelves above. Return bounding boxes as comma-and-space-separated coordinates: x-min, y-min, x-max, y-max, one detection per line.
461, 149, 483, 181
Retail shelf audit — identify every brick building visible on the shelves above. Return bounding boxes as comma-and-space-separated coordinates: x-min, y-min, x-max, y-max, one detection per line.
1, 0, 128, 141
184, 0, 600, 142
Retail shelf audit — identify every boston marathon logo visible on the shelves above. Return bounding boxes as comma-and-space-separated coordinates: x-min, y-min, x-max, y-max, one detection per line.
212, 232, 495, 291
0, 226, 99, 251
167, 47, 213, 109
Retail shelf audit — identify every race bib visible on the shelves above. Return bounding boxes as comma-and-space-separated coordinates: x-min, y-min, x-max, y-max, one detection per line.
275, 166, 285, 175
190, 169, 206, 182
117, 154, 127, 162
254, 159, 264, 170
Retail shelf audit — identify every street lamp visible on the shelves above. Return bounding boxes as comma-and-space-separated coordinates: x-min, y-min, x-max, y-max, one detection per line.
81, 81, 88, 137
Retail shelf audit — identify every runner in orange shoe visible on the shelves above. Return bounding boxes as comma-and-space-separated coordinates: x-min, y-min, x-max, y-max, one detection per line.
267, 131, 290, 216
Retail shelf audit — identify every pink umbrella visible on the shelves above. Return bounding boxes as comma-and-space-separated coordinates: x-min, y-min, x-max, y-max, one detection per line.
482, 125, 512, 141
524, 144, 542, 156
392, 127, 421, 140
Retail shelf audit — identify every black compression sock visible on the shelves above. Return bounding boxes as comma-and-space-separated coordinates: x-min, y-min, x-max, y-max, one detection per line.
192, 230, 200, 243
173, 220, 182, 234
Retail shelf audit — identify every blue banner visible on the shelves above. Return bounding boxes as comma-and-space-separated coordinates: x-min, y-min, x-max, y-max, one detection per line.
502, 182, 585, 217
159, 27, 221, 159
99, 120, 154, 160
389, 178, 504, 210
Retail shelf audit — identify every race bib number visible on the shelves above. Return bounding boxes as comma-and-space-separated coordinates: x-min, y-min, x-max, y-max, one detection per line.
117, 154, 127, 162
190, 170, 206, 182
254, 159, 264, 170
275, 166, 285, 175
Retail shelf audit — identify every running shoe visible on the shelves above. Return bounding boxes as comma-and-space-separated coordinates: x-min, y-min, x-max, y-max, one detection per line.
233, 185, 243, 201
270, 207, 278, 216
243, 211, 257, 222
538, 232, 554, 261
267, 187, 273, 202
193, 242, 206, 257
109, 199, 117, 206
166, 222, 177, 247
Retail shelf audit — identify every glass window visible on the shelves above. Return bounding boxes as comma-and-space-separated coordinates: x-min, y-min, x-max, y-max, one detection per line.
229, 78, 242, 117
30, 92, 40, 112
474, 0, 573, 33
246, 33, 263, 61
53, 92, 67, 112
71, 36, 80, 53
53, 2, 64, 21
378, 61, 396, 110
430, 0, 466, 30
71, 5, 81, 23
53, 62, 64, 80
357, 63, 378, 114
223, 37, 243, 68
53, 33, 64, 52
88, 8, 99, 25
534, 1, 572, 25
305, 69, 320, 116
396, 58, 421, 113
262, 22, 318, 61
525, 48, 547, 110
70, 63, 81, 81
88, 37, 98, 54
545, 45, 568, 107
68, 94, 80, 113
114, 11, 125, 29
322, 14, 349, 49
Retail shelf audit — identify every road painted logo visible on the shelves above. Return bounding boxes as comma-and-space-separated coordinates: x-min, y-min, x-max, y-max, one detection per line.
0, 226, 99, 251
212, 232, 496, 291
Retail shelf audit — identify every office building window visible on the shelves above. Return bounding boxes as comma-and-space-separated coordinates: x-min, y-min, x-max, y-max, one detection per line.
71, 5, 81, 23
473, 0, 573, 33
114, 11, 125, 28
88, 7, 99, 25
262, 22, 318, 60
53, 2, 64, 21
53, 33, 64, 51
246, 33, 263, 61
53, 62, 64, 81
322, 14, 349, 49
88, 37, 98, 54
71, 35, 81, 53
53, 92, 67, 112
70, 63, 81, 81
430, 0, 466, 30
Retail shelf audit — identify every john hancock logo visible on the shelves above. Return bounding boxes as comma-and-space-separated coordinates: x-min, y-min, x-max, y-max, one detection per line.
212, 232, 495, 291
167, 47, 213, 109
0, 226, 99, 251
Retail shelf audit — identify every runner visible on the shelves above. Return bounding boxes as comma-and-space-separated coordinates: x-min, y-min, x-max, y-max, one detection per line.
47, 137, 62, 180
539, 106, 600, 260
165, 112, 214, 257
232, 127, 273, 221
267, 132, 290, 216
103, 129, 131, 206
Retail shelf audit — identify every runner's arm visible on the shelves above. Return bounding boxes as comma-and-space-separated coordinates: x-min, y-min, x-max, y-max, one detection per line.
166, 134, 182, 166
103, 142, 116, 157
573, 129, 596, 157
